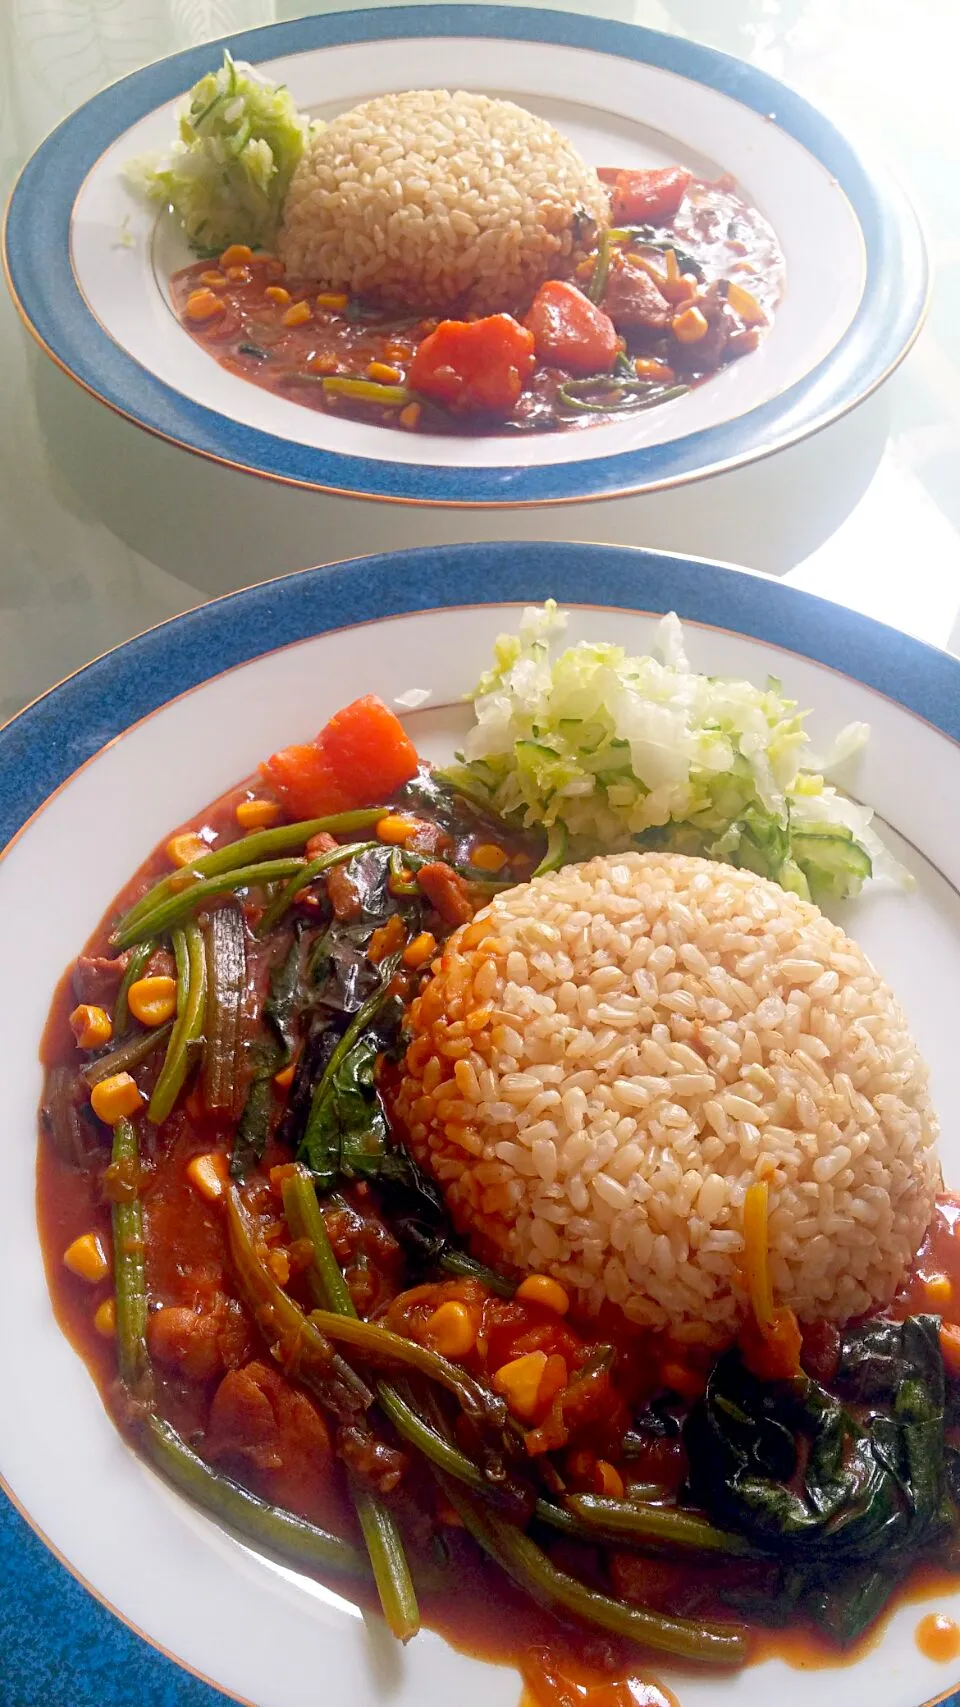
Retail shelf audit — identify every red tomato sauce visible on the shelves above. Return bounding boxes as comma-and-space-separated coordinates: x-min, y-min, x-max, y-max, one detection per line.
34, 757, 960, 1702
172, 173, 783, 436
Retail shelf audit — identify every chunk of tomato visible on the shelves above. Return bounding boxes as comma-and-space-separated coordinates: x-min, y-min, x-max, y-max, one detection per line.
408, 314, 535, 415
607, 166, 692, 225
525, 280, 619, 375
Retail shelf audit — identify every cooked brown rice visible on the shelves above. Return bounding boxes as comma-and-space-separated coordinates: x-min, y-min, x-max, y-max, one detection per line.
278, 88, 608, 313
395, 851, 939, 1336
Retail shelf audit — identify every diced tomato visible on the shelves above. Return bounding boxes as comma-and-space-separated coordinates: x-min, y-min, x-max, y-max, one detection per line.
320, 693, 419, 801
260, 695, 418, 819
525, 280, 619, 376
408, 314, 535, 415
259, 743, 349, 821
606, 166, 692, 225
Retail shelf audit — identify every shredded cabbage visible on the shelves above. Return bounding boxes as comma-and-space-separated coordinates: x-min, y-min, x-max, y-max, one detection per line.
448, 603, 906, 902
126, 52, 310, 252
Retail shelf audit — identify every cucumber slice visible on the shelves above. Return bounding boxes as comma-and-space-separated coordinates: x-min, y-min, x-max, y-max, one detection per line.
791, 831, 872, 901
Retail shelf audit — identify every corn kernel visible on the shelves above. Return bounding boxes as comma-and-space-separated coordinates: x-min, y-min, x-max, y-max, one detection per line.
316, 292, 349, 311
200, 270, 226, 288
283, 300, 312, 328
90, 1072, 143, 1126
925, 1273, 953, 1307
235, 797, 282, 829
671, 304, 709, 344
308, 353, 338, 375
399, 402, 422, 430
403, 931, 437, 970
220, 244, 254, 268
274, 1063, 296, 1089
425, 1300, 477, 1359
469, 843, 508, 873
516, 1274, 571, 1316
726, 279, 766, 326
265, 285, 291, 306
94, 1295, 117, 1336
594, 1460, 625, 1499
367, 361, 403, 384
493, 1350, 548, 1420
69, 1004, 113, 1050
63, 1232, 110, 1284
376, 814, 420, 846
127, 975, 177, 1027
186, 1152, 230, 1203
184, 288, 225, 323
167, 832, 209, 868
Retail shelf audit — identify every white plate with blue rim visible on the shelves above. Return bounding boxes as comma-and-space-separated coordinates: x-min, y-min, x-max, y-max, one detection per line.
2, 4, 927, 507
2, 540, 960, 1707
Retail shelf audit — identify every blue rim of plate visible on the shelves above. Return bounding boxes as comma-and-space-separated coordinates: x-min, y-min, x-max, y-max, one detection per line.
3, 541, 960, 1707
2, 4, 929, 508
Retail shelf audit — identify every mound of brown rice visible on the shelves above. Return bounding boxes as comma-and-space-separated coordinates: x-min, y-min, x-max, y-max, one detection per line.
278, 89, 608, 313
396, 852, 938, 1336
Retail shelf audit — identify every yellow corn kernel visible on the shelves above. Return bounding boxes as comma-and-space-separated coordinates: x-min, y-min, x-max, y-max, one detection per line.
94, 1296, 117, 1336
594, 1460, 624, 1499
127, 975, 177, 1027
726, 279, 766, 326
219, 244, 254, 268
367, 360, 403, 384
671, 304, 709, 344
235, 797, 282, 829
90, 1072, 143, 1126
186, 1151, 230, 1203
63, 1232, 110, 1284
376, 814, 420, 846
225, 264, 251, 283
316, 292, 349, 311
69, 1004, 112, 1050
167, 832, 209, 868
184, 289, 225, 323
425, 1300, 477, 1359
399, 402, 422, 430
274, 1063, 296, 1089
283, 300, 312, 328
267, 1247, 291, 1285
200, 270, 226, 288
925, 1273, 953, 1307
308, 353, 338, 375
469, 843, 508, 873
492, 1350, 548, 1420
265, 285, 291, 307
403, 931, 437, 970
516, 1273, 570, 1316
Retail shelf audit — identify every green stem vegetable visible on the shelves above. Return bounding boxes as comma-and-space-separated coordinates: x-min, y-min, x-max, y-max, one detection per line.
279, 1169, 419, 1642
148, 923, 207, 1124
256, 841, 378, 937
142, 1415, 369, 1581
82, 1020, 173, 1087
436, 1474, 746, 1666
113, 940, 154, 1036
116, 859, 308, 948
202, 904, 246, 1115
111, 1116, 149, 1393
113, 809, 386, 941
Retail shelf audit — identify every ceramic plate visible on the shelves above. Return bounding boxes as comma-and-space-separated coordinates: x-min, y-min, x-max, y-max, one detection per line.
2, 541, 960, 1707
2, 5, 927, 505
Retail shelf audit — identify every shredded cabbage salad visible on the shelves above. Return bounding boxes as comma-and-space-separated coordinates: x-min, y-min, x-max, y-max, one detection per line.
126, 52, 310, 252
446, 602, 904, 903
